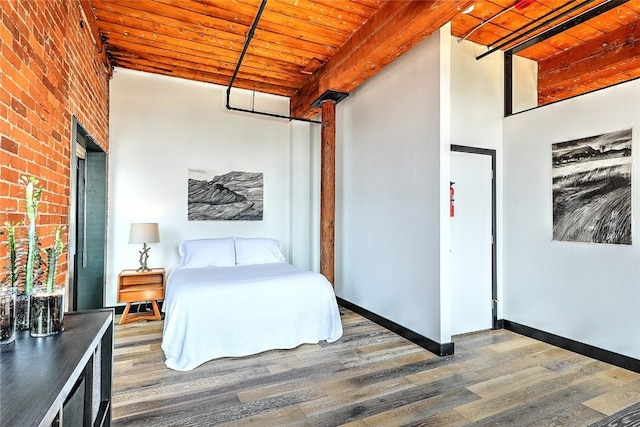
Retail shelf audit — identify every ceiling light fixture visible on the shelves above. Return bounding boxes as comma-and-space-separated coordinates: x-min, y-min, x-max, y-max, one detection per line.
462, 4, 475, 14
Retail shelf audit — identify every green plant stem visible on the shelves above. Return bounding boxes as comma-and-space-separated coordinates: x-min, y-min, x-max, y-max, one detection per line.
22, 176, 42, 295
2, 222, 20, 292
45, 226, 64, 293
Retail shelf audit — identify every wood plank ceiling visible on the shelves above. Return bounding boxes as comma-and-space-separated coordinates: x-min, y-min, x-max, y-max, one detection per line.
452, 0, 640, 105
84, 0, 640, 118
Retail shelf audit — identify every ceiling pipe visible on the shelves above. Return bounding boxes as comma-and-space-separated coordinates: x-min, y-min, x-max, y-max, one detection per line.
476, 0, 598, 60
486, 0, 575, 49
458, 0, 535, 43
225, 0, 321, 124
505, 0, 628, 56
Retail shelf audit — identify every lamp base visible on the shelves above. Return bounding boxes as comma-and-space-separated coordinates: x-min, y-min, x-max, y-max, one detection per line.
137, 243, 151, 272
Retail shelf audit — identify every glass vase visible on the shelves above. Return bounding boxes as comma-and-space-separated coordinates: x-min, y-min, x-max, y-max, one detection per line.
30, 285, 65, 337
0, 287, 16, 350
16, 290, 31, 331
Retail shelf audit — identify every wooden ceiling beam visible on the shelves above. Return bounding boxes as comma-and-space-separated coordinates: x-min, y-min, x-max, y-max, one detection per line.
96, 13, 316, 68
308, 0, 379, 18
538, 20, 640, 102
115, 58, 297, 97
100, 24, 310, 77
452, 12, 564, 62
105, 33, 306, 85
485, 1, 613, 58
452, 13, 511, 40
271, 0, 373, 24
539, 55, 640, 104
238, 0, 366, 31
92, 0, 336, 58
538, 31, 584, 51
518, 40, 563, 59
155, 0, 353, 46
291, 0, 474, 119
79, 0, 113, 76
110, 50, 300, 90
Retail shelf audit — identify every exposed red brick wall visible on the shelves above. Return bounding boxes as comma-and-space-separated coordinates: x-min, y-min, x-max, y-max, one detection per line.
0, 0, 109, 286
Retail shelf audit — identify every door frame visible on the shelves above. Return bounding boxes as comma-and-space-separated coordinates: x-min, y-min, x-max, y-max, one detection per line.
69, 116, 106, 310
69, 117, 83, 310
451, 144, 498, 329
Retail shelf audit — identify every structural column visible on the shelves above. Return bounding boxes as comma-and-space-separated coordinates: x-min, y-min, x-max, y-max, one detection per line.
320, 100, 336, 285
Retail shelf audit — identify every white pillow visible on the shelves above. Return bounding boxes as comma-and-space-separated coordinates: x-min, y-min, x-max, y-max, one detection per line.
235, 237, 286, 265
178, 237, 236, 268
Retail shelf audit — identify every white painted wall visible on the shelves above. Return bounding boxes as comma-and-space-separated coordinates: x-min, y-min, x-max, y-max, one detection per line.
513, 55, 539, 113
289, 121, 322, 270
438, 25, 453, 342
503, 78, 640, 359
450, 40, 503, 151
310, 121, 322, 272
335, 30, 446, 342
107, 68, 308, 307
335, 29, 509, 345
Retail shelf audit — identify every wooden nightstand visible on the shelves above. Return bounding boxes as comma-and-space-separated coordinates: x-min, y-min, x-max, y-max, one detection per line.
118, 268, 165, 325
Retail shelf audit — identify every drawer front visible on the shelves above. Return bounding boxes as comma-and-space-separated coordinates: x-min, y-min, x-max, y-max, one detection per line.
120, 274, 163, 286
118, 287, 164, 303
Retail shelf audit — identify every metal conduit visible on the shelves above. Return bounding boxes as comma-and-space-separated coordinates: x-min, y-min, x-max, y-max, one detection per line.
225, 0, 321, 124
486, 0, 576, 49
503, 0, 628, 56
476, 0, 597, 60
458, 2, 518, 43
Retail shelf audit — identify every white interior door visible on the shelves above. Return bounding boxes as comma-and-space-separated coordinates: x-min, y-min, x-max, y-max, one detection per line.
451, 150, 493, 335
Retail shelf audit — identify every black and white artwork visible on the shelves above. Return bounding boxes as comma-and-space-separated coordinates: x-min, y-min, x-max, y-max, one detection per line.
188, 169, 263, 221
552, 128, 632, 245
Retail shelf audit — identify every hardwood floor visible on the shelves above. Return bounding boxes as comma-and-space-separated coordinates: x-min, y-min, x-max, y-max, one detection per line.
112, 308, 640, 426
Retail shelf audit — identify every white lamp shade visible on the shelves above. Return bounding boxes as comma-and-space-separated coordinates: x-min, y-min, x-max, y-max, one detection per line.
129, 223, 160, 244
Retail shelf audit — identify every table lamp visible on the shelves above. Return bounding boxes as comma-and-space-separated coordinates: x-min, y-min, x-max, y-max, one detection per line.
129, 223, 160, 272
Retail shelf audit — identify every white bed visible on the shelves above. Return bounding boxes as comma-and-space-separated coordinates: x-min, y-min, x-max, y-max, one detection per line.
161, 237, 343, 371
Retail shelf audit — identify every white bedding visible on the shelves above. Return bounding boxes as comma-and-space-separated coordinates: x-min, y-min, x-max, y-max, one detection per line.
161, 263, 343, 371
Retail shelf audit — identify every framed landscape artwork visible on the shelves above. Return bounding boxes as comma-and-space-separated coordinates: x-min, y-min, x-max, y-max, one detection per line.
552, 128, 632, 245
188, 169, 264, 221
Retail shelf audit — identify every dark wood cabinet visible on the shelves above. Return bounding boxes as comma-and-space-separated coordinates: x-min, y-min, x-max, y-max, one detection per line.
0, 310, 114, 426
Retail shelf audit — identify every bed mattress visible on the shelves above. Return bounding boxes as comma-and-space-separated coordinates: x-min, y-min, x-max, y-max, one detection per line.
161, 263, 343, 371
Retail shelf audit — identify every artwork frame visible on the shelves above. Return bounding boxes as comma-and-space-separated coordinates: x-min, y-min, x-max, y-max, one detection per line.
551, 128, 632, 245
188, 169, 264, 221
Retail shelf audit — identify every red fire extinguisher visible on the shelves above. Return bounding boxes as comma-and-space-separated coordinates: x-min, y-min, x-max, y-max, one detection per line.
450, 181, 455, 217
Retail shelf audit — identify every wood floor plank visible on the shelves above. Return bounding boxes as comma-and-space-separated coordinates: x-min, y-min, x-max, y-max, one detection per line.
454, 361, 612, 422
469, 377, 613, 426
470, 346, 569, 383
237, 378, 324, 403
345, 387, 479, 427
466, 365, 558, 399
582, 378, 640, 415
111, 309, 640, 426
487, 335, 541, 352
594, 365, 640, 386
298, 376, 417, 418
216, 405, 310, 427
405, 360, 484, 386
297, 378, 482, 426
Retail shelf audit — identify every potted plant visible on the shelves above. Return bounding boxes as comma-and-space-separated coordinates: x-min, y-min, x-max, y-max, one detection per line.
30, 225, 65, 337
13, 177, 45, 330
0, 222, 19, 347
0, 285, 16, 349
1, 176, 67, 336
